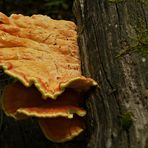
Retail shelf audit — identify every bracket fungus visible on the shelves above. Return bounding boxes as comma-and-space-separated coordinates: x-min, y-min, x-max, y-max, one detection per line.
2, 82, 87, 119
38, 116, 85, 143
0, 13, 97, 143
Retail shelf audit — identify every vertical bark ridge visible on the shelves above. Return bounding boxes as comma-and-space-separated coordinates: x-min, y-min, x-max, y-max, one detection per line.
74, 0, 148, 148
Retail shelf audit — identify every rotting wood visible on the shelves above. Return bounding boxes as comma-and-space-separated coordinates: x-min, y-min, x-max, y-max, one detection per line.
0, 0, 148, 148
73, 0, 148, 148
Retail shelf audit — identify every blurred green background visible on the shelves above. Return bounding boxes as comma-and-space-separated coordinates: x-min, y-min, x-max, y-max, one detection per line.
0, 0, 74, 20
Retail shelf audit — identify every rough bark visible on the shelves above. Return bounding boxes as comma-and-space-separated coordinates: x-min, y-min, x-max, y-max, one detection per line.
73, 0, 148, 148
0, 0, 148, 148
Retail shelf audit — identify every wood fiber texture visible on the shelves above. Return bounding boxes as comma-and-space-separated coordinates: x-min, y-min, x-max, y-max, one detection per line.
73, 0, 148, 148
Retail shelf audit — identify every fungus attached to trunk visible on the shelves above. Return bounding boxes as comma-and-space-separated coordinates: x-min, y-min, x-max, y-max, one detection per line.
2, 81, 87, 142
0, 13, 97, 99
38, 116, 85, 143
0, 12, 98, 143
2, 82, 86, 119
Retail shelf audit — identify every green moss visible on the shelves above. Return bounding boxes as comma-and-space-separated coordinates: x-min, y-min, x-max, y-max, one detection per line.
140, 0, 148, 3
117, 20, 148, 57
121, 112, 134, 131
108, 0, 124, 3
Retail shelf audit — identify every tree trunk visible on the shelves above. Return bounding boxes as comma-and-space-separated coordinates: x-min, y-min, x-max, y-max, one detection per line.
0, 0, 148, 148
73, 0, 148, 148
